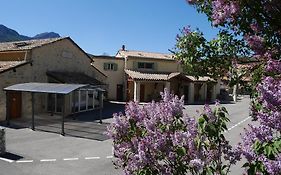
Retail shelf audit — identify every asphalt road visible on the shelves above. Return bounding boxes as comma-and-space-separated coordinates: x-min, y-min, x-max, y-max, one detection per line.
0, 96, 252, 175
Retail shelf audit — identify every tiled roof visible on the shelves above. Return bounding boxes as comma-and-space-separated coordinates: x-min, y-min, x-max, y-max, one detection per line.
90, 55, 123, 60
0, 37, 67, 52
0, 61, 28, 72
125, 69, 215, 82
116, 50, 174, 60
125, 69, 170, 81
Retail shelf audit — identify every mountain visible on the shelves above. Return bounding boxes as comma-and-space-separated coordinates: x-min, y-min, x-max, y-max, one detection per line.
0, 24, 60, 42
33, 32, 60, 39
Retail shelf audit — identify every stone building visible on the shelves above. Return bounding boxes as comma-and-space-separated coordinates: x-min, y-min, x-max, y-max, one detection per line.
0, 37, 106, 121
92, 46, 220, 103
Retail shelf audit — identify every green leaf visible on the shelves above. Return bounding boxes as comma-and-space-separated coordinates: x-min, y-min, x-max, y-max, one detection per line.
264, 146, 273, 157
253, 140, 262, 153
221, 106, 229, 115
221, 122, 228, 131
274, 139, 281, 151
177, 147, 186, 156
242, 162, 250, 168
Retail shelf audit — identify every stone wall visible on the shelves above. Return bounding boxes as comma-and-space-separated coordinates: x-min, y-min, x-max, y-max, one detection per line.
0, 38, 107, 121
0, 63, 34, 121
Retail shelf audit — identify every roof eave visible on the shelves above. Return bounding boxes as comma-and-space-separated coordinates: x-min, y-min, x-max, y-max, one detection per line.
0, 60, 33, 74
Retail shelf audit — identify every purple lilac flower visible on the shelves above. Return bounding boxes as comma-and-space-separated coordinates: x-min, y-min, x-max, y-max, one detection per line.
250, 23, 261, 32
244, 34, 265, 55
240, 59, 281, 174
190, 158, 204, 171
182, 26, 191, 35
266, 59, 281, 73
108, 89, 239, 174
211, 0, 239, 26
204, 104, 216, 122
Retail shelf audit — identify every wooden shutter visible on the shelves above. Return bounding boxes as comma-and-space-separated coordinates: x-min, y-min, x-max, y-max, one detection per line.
153, 62, 157, 71
133, 61, 138, 70
104, 63, 108, 70
113, 63, 118, 71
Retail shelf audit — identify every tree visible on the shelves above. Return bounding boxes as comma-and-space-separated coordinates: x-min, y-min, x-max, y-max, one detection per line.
228, 60, 247, 102
173, 25, 250, 102
173, 27, 249, 79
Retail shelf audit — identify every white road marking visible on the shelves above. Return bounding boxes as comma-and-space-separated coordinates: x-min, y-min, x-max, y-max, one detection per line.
85, 156, 100, 160
40, 159, 56, 162
63, 158, 79, 161
0, 157, 14, 163
16, 160, 34, 163
3, 155, 113, 163
227, 116, 251, 132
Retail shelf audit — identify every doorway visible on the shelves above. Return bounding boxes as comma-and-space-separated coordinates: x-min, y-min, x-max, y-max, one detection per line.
183, 85, 189, 103
206, 83, 213, 102
9, 92, 22, 119
116, 84, 123, 101
194, 83, 202, 102
140, 84, 145, 102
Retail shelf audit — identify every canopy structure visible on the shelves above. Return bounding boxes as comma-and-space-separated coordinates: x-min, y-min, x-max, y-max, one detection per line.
4, 82, 104, 136
4, 82, 87, 94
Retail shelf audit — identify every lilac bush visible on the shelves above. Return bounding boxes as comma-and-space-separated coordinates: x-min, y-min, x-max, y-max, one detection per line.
211, 0, 239, 26
107, 89, 239, 175
239, 60, 281, 175
184, 1, 281, 174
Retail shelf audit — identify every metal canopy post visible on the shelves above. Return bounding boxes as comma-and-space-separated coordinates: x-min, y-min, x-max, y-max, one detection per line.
51, 93, 55, 116
31, 92, 35, 130
6, 92, 10, 126
61, 95, 65, 136
98, 91, 103, 124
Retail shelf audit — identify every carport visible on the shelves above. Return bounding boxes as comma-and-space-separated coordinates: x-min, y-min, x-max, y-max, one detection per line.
4, 83, 104, 136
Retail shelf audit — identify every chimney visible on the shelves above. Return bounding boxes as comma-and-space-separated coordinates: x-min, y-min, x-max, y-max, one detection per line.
121, 45, 125, 51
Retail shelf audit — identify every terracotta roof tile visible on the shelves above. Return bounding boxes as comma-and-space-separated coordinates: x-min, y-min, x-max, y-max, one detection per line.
116, 50, 174, 60
125, 69, 215, 82
125, 69, 170, 81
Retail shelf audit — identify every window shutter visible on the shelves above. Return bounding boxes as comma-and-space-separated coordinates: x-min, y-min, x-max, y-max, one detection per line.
133, 61, 137, 70
113, 63, 118, 71
104, 63, 108, 70
153, 62, 157, 71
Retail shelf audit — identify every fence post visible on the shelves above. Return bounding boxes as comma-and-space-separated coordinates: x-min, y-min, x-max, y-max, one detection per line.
0, 127, 6, 155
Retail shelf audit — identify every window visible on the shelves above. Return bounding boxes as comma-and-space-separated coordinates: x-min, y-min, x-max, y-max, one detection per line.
137, 62, 154, 70
104, 63, 118, 71
62, 51, 73, 59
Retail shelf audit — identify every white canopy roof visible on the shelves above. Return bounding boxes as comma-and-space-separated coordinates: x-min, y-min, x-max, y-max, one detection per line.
4, 83, 88, 94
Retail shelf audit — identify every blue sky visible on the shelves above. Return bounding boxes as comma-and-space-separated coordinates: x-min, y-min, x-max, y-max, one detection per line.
1, 0, 218, 55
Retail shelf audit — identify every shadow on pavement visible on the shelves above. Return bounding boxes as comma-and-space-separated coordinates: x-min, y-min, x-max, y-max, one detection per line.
0, 152, 23, 161
70, 101, 125, 121
0, 102, 125, 141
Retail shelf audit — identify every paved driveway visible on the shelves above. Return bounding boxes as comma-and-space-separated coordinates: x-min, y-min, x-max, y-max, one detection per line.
0, 97, 252, 175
